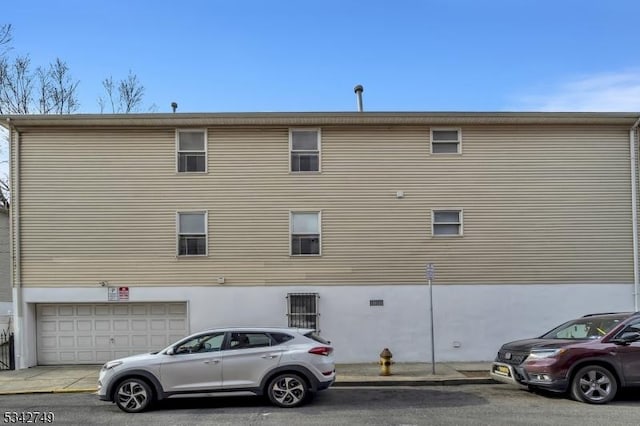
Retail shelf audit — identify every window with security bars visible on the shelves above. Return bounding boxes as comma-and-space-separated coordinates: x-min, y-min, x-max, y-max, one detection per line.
177, 130, 206, 172
287, 293, 319, 331
290, 129, 320, 172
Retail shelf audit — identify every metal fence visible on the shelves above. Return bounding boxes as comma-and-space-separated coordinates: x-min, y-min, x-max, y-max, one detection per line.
0, 329, 15, 370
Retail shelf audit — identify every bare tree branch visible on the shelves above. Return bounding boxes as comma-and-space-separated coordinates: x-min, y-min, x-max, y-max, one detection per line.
100, 76, 116, 113
0, 55, 34, 114
0, 24, 11, 56
49, 58, 80, 114
119, 70, 144, 113
98, 71, 145, 113
0, 177, 8, 211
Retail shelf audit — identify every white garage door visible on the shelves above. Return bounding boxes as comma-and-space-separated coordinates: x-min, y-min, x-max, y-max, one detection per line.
37, 303, 188, 365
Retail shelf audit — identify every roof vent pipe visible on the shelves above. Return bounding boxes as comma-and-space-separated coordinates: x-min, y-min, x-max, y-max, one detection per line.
171, 102, 178, 113
354, 85, 364, 112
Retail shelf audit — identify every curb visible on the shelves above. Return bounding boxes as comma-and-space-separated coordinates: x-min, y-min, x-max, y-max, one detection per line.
0, 388, 97, 396
333, 377, 497, 387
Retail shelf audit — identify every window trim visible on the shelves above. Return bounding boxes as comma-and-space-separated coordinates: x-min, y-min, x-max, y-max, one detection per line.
176, 129, 208, 173
431, 208, 464, 237
289, 210, 322, 256
176, 210, 209, 257
289, 128, 322, 173
430, 127, 462, 155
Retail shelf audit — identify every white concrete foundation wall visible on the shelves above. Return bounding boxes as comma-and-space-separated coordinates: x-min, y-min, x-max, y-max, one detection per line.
15, 283, 635, 368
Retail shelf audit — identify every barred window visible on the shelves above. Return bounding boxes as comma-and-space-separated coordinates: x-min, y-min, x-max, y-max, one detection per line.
287, 293, 319, 331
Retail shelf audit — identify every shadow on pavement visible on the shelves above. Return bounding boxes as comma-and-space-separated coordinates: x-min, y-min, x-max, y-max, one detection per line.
140, 387, 489, 413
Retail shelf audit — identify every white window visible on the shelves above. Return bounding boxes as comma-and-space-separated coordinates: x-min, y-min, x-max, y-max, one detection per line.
432, 210, 463, 236
287, 293, 319, 331
290, 129, 321, 172
177, 211, 207, 256
177, 129, 207, 172
290, 211, 321, 256
431, 128, 461, 154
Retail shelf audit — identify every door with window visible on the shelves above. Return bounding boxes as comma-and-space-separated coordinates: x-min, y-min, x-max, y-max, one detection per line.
160, 332, 225, 392
612, 320, 640, 385
220, 332, 283, 389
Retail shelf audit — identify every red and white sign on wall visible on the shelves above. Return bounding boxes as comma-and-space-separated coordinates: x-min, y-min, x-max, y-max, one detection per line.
118, 287, 129, 301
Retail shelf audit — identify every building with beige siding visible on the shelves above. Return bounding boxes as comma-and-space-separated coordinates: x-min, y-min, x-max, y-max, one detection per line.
2, 112, 640, 368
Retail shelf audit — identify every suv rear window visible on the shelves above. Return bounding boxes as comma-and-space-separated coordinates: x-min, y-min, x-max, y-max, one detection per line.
305, 331, 330, 345
270, 333, 295, 344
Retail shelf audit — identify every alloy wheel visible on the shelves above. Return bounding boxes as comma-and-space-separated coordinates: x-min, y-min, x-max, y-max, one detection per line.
268, 374, 307, 408
570, 365, 617, 404
115, 378, 153, 413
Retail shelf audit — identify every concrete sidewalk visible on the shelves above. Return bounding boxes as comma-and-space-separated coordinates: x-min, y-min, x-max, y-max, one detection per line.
0, 362, 494, 395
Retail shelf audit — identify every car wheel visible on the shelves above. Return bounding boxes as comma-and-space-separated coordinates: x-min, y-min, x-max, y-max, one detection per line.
570, 365, 617, 404
114, 378, 154, 413
267, 373, 308, 408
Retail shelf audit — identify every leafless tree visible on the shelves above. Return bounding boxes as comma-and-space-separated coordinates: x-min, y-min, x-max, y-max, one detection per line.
119, 71, 144, 113
48, 58, 80, 114
1, 56, 79, 115
98, 71, 145, 113
0, 55, 33, 114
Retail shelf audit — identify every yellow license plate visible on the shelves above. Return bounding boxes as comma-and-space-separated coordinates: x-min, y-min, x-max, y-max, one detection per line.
494, 365, 511, 376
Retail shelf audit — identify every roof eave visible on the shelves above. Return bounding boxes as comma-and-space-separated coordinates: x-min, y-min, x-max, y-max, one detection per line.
1, 111, 639, 129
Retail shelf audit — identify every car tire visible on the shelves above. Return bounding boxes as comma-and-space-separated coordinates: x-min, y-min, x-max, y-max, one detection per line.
570, 365, 617, 404
114, 377, 154, 413
266, 373, 308, 408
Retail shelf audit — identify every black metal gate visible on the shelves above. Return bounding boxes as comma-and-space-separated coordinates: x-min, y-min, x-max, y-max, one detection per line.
0, 329, 15, 370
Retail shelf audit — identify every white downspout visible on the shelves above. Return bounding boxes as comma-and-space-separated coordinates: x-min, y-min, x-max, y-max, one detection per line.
630, 116, 640, 311
7, 118, 23, 367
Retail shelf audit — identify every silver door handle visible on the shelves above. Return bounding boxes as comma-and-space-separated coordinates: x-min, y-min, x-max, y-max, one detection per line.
204, 359, 220, 364
261, 354, 278, 359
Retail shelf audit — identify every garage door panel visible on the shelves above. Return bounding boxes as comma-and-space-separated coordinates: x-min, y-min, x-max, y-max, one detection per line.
114, 320, 129, 331
77, 320, 91, 331
37, 303, 188, 365
170, 319, 186, 330
94, 305, 110, 316
77, 306, 92, 316
77, 336, 92, 347
95, 320, 111, 331
77, 352, 93, 362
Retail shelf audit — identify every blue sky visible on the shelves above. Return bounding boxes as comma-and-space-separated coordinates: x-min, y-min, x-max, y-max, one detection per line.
4, 0, 640, 113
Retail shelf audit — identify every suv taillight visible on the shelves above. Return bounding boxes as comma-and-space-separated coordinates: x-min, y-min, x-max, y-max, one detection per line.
308, 346, 333, 356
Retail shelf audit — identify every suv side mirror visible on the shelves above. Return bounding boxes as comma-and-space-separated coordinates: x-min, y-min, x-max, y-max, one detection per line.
166, 347, 175, 355
613, 332, 640, 345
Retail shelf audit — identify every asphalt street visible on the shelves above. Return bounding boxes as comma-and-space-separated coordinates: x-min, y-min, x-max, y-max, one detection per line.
3, 384, 640, 425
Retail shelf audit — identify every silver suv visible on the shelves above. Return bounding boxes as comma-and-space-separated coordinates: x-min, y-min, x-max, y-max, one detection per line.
97, 327, 335, 413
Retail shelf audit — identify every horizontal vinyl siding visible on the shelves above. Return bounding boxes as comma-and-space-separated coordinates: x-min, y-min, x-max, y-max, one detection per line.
0, 212, 10, 301
17, 125, 633, 286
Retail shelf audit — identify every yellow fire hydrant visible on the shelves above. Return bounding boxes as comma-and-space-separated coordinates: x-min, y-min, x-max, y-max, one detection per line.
379, 348, 393, 376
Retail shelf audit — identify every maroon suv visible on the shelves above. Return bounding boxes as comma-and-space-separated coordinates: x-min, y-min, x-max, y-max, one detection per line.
490, 312, 640, 404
